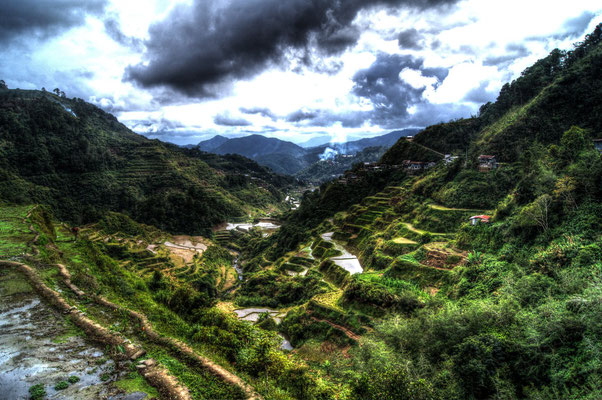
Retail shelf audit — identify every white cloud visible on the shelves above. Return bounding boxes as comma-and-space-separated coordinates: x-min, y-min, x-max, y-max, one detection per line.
1, 0, 601, 145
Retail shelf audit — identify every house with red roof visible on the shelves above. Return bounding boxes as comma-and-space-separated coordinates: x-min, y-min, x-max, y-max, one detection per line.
478, 155, 498, 172
469, 215, 491, 225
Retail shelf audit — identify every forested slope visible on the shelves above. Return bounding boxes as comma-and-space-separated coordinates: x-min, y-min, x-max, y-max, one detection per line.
223, 25, 602, 400
0, 89, 294, 234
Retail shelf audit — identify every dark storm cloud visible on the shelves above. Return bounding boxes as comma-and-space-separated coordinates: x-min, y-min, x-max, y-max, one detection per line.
125, 0, 458, 96
214, 113, 252, 127
286, 109, 318, 123
352, 53, 448, 127
0, 0, 107, 44
239, 107, 277, 120
285, 108, 369, 128
104, 18, 144, 51
397, 28, 424, 49
283, 53, 454, 129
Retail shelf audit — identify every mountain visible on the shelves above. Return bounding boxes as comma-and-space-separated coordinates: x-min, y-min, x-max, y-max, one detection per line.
0, 89, 294, 235
295, 146, 389, 184
198, 129, 420, 176
222, 25, 602, 400
198, 134, 306, 175
299, 135, 332, 148
197, 134, 230, 151
330, 128, 420, 153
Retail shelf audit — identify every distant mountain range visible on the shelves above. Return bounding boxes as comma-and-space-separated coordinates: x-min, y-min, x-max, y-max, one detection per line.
195, 129, 420, 176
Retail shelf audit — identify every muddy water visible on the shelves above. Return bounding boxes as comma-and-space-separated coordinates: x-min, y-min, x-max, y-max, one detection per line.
233, 256, 243, 281
0, 270, 139, 400
320, 232, 363, 275
233, 308, 285, 323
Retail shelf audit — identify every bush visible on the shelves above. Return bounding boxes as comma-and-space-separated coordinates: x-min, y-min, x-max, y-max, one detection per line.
29, 384, 46, 400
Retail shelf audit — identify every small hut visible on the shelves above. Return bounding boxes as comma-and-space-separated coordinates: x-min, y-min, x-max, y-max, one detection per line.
469, 215, 491, 225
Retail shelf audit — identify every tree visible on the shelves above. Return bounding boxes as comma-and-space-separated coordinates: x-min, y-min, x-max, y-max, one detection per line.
525, 194, 553, 233
0, 80, 7, 89
53, 88, 60, 95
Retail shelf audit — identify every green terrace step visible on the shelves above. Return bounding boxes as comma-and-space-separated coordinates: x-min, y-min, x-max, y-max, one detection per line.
343, 223, 373, 232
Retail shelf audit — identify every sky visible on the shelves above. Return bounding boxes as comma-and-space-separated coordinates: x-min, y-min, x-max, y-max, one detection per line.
1, 1, 601, 146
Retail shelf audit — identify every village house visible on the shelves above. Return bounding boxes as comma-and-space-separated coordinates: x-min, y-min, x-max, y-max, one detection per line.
594, 139, 602, 153
402, 160, 424, 171
469, 215, 491, 225
362, 162, 382, 171
444, 154, 459, 164
478, 155, 498, 172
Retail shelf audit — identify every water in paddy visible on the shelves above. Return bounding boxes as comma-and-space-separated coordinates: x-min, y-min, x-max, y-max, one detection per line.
320, 232, 363, 274
0, 269, 143, 400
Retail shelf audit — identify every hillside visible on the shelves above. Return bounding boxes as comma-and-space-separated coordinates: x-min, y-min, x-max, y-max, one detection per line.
295, 146, 390, 184
2, 22, 602, 400
214, 27, 602, 400
412, 24, 602, 162
0, 89, 294, 235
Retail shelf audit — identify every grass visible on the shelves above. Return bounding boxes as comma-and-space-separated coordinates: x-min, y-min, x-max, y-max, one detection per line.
0, 205, 33, 258
392, 237, 417, 245
53, 318, 85, 343
115, 373, 160, 398
0, 271, 33, 296
428, 204, 491, 212
312, 290, 345, 312
29, 384, 46, 400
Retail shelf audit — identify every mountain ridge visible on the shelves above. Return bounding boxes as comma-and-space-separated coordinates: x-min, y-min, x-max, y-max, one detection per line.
0, 88, 293, 234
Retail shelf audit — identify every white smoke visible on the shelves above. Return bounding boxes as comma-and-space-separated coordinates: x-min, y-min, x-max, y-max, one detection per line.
319, 147, 339, 161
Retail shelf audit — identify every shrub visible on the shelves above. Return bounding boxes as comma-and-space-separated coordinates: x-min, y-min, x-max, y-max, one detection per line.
29, 384, 46, 400
54, 381, 69, 390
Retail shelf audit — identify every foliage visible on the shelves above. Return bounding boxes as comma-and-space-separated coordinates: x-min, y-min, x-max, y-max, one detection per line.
0, 89, 291, 235
28, 384, 46, 400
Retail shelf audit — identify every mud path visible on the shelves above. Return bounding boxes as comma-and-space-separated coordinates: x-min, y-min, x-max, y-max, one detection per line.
309, 316, 361, 341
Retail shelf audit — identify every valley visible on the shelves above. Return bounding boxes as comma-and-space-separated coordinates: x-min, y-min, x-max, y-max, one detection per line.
0, 20, 601, 400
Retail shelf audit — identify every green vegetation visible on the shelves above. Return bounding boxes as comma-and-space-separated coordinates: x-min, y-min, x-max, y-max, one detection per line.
225, 26, 602, 400
0, 90, 294, 235
115, 373, 160, 398
2, 24, 602, 400
54, 381, 69, 390
28, 384, 46, 400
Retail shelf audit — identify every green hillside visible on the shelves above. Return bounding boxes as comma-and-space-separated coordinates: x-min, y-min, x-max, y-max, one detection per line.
0, 89, 294, 234
1, 23, 602, 400
217, 27, 602, 400
412, 25, 602, 162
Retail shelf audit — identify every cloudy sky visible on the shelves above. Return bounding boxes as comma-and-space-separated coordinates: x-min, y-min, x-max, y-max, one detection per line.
2, 0, 601, 145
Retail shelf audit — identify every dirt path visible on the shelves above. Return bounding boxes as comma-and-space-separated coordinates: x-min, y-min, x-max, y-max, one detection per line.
55, 264, 263, 400
310, 317, 361, 341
